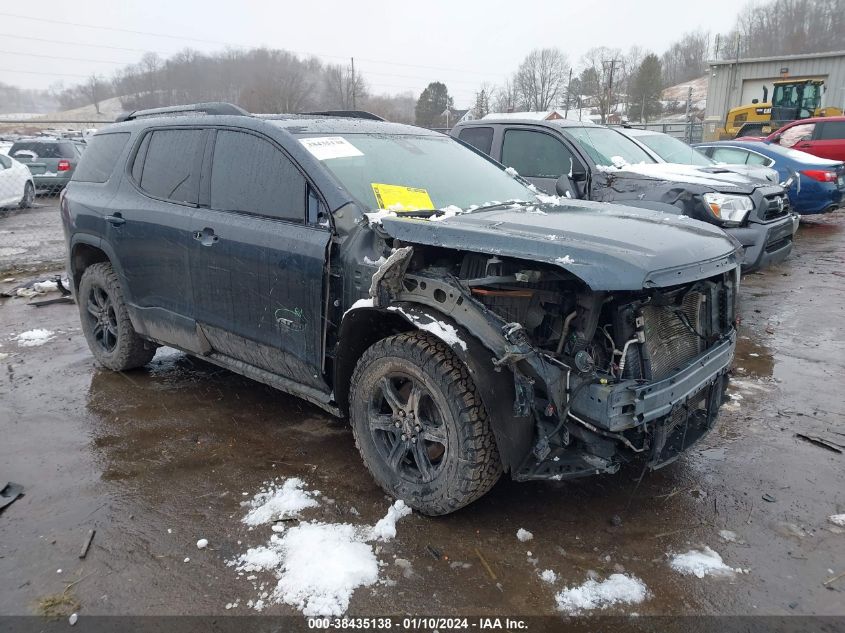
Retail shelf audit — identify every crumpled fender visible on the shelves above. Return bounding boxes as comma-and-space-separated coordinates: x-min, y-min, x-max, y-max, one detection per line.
362, 302, 534, 473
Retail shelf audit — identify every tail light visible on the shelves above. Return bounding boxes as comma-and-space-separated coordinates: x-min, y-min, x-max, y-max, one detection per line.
57, 160, 71, 172
801, 169, 836, 183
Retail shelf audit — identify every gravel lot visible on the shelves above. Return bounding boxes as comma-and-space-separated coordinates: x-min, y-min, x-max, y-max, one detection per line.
1, 205, 844, 622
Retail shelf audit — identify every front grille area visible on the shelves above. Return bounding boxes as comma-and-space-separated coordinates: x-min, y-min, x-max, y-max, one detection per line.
763, 193, 790, 221
640, 291, 705, 381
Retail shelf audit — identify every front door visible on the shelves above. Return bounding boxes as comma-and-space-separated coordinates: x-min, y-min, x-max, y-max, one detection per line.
499, 127, 582, 197
189, 128, 331, 390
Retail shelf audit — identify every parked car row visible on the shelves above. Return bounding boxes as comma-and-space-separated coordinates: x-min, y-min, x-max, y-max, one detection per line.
453, 118, 800, 273
63, 102, 745, 514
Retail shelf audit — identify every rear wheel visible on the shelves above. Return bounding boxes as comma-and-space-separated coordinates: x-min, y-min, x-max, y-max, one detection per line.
350, 331, 501, 515
78, 262, 156, 371
19, 182, 34, 208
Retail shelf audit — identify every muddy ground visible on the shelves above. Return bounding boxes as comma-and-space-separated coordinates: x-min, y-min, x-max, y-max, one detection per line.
1, 202, 844, 620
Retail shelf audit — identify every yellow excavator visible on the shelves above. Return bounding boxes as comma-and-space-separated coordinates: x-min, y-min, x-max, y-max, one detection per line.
719, 78, 843, 139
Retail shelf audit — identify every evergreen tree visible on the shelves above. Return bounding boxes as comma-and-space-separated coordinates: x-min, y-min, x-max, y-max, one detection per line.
415, 82, 452, 127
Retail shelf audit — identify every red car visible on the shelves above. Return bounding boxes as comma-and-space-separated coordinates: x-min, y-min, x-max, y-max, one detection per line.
745, 116, 845, 162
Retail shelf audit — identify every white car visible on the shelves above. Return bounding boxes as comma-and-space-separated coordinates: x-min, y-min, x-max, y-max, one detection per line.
0, 153, 35, 209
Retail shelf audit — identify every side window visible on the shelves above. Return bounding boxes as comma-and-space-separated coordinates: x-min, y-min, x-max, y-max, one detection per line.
135, 129, 204, 205
779, 123, 815, 147
72, 133, 130, 183
501, 129, 576, 179
710, 147, 750, 164
818, 121, 845, 140
307, 185, 328, 227
458, 127, 494, 155
57, 144, 78, 159
210, 130, 305, 222
745, 152, 772, 166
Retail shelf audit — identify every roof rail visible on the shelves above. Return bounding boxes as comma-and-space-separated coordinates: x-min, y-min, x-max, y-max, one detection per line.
301, 110, 385, 121
115, 102, 249, 122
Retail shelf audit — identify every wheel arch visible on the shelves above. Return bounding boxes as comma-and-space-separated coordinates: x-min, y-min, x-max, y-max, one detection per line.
69, 235, 122, 295
336, 302, 533, 473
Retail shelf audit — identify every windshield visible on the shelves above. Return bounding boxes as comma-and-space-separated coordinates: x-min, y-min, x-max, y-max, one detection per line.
637, 134, 713, 166
773, 82, 822, 111
294, 133, 534, 212
565, 127, 656, 167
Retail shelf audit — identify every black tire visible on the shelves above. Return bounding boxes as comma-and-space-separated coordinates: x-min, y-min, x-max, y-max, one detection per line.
350, 331, 502, 515
19, 182, 34, 209
78, 262, 156, 371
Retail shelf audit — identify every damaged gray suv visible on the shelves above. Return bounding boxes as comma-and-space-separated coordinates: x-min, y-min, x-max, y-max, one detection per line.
62, 103, 741, 515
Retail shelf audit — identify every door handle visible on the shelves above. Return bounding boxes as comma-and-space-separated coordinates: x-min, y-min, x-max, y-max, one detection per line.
105, 213, 125, 226
193, 227, 219, 246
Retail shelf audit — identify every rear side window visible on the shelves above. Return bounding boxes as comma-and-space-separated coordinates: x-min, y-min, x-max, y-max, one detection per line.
9, 142, 77, 159
134, 129, 204, 205
210, 130, 305, 222
710, 147, 751, 164
502, 129, 576, 178
818, 121, 845, 140
458, 127, 494, 155
73, 133, 130, 183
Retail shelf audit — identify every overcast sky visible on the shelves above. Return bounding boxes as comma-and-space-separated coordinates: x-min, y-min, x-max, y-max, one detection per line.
1, 0, 745, 106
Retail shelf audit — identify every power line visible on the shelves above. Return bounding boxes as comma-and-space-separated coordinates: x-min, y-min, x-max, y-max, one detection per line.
0, 48, 484, 87
0, 11, 503, 78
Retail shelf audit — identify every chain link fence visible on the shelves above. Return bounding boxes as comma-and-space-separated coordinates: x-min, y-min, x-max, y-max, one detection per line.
608, 122, 704, 144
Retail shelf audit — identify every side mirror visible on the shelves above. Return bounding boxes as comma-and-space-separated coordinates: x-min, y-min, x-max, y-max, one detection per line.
570, 163, 588, 182
555, 174, 574, 196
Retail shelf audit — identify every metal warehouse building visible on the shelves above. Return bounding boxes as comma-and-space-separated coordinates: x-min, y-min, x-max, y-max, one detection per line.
705, 50, 845, 126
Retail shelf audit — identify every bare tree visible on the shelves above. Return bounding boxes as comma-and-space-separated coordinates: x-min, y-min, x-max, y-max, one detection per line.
661, 31, 710, 86
514, 48, 569, 111
324, 62, 368, 110
717, 0, 844, 59
492, 77, 520, 113
580, 47, 623, 123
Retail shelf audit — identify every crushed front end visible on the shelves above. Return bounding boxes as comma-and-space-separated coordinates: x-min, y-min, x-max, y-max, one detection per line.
442, 254, 739, 481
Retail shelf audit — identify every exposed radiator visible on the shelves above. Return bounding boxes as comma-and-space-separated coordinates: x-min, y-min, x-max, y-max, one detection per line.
641, 291, 705, 380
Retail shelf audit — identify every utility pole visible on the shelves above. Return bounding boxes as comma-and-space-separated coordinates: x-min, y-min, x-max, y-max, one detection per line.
685, 85, 693, 142
350, 57, 356, 109
564, 67, 573, 118
603, 58, 622, 124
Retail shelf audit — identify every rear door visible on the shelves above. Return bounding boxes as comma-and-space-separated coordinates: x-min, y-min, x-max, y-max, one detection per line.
189, 128, 331, 390
112, 127, 207, 352
810, 121, 845, 162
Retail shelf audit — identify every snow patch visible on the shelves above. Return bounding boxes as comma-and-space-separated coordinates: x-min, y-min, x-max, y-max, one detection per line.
370, 500, 412, 541
718, 529, 737, 543
14, 329, 54, 347
540, 569, 557, 584
555, 255, 575, 265
669, 546, 740, 578
364, 209, 397, 225
516, 528, 533, 542
829, 514, 845, 527
241, 478, 320, 526
555, 574, 648, 613
232, 480, 413, 617
386, 306, 467, 351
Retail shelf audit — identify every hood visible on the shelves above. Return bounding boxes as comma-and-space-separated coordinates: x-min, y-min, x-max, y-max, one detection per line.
378, 200, 740, 291
598, 162, 760, 194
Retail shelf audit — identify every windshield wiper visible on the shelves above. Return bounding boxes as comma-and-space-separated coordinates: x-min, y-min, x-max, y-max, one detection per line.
470, 200, 532, 213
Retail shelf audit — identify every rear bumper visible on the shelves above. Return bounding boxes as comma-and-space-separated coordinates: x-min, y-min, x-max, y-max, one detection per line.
726, 214, 795, 272
33, 175, 71, 190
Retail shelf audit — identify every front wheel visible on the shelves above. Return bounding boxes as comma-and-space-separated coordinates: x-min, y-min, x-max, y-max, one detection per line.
78, 262, 156, 371
350, 331, 502, 515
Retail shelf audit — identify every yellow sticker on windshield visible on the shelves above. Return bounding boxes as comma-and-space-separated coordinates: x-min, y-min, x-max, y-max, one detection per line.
371, 183, 435, 212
